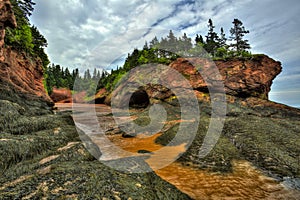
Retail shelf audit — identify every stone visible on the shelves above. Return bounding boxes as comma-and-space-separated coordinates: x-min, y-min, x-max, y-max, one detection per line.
50, 87, 72, 103
108, 55, 282, 107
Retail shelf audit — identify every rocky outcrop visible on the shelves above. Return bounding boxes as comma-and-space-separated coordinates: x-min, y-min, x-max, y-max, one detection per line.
90, 88, 108, 104
0, 0, 16, 62
50, 87, 72, 103
0, 0, 53, 114
50, 87, 90, 104
170, 55, 281, 99
110, 55, 282, 107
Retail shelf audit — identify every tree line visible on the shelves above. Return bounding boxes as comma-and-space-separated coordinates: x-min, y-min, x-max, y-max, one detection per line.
60, 18, 251, 94
100, 18, 251, 92
45, 64, 107, 95
4, 0, 251, 97
201, 18, 251, 57
143, 18, 251, 59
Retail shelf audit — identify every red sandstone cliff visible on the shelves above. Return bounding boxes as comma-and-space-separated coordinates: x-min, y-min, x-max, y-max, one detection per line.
0, 0, 53, 110
170, 56, 282, 100
109, 55, 282, 108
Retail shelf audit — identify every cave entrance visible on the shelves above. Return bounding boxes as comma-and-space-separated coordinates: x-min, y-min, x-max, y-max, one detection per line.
129, 89, 150, 108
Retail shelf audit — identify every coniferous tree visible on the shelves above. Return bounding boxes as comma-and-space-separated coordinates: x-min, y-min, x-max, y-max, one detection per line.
143, 41, 149, 50
181, 33, 192, 52
5, 0, 50, 72
195, 34, 204, 44
149, 36, 159, 48
84, 69, 92, 80
204, 19, 220, 55
5, 0, 33, 50
96, 70, 101, 80
229, 19, 250, 53
166, 30, 178, 53
218, 27, 227, 47
17, 0, 36, 20
30, 26, 49, 69
92, 68, 97, 80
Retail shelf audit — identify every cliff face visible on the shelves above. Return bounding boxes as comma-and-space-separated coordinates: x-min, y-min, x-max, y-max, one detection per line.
110, 55, 282, 108
0, 0, 16, 62
0, 0, 53, 114
170, 55, 282, 100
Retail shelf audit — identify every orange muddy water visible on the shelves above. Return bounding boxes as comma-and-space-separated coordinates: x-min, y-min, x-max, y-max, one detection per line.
56, 103, 300, 199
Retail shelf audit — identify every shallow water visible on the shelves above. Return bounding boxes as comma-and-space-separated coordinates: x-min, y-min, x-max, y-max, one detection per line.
108, 132, 300, 199
56, 103, 300, 199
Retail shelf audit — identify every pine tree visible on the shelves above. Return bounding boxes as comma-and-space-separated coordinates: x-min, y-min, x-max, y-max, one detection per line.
96, 70, 101, 80
17, 0, 36, 20
166, 30, 177, 53
149, 36, 159, 48
218, 27, 227, 47
229, 19, 250, 52
31, 26, 49, 68
204, 19, 220, 54
181, 33, 192, 52
92, 68, 97, 80
195, 34, 204, 44
9, 0, 35, 24
86, 69, 92, 80
143, 41, 149, 50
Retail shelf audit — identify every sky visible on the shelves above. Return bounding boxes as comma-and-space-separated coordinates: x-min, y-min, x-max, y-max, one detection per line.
30, 0, 300, 108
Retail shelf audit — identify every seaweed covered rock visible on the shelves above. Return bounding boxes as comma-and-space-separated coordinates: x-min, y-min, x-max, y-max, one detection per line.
0, 111, 191, 199
153, 98, 300, 180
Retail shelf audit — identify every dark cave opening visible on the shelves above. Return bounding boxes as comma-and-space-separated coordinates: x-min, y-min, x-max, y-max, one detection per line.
129, 89, 150, 108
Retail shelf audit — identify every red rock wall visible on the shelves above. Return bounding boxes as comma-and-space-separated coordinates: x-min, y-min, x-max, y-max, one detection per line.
170, 56, 282, 99
111, 55, 282, 107
0, 0, 53, 107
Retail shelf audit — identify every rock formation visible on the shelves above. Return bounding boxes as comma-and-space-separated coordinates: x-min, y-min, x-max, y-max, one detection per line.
0, 0, 53, 114
110, 55, 282, 108
0, 0, 16, 62
170, 56, 282, 99
50, 87, 72, 103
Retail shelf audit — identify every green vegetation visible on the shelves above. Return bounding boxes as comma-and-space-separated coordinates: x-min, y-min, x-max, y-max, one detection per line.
98, 18, 252, 92
4, 0, 50, 95
5, 0, 50, 70
45, 64, 79, 94
148, 99, 300, 177
40, 18, 252, 96
0, 100, 190, 199
42, 18, 253, 96
45, 64, 104, 96
4, 1, 252, 99
229, 19, 251, 53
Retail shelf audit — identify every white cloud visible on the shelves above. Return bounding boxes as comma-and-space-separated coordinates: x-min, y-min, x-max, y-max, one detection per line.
269, 89, 300, 108
30, 0, 300, 107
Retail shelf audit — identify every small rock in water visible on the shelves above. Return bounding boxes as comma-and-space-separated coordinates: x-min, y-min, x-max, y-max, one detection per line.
137, 150, 153, 154
122, 132, 136, 138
